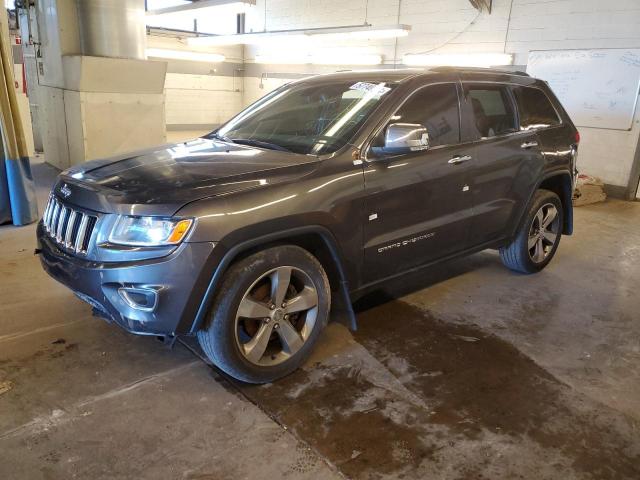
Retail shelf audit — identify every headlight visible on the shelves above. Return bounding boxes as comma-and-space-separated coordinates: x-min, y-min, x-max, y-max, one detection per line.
108, 216, 193, 247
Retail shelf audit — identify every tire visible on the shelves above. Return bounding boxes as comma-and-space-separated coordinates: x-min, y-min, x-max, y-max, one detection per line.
197, 245, 331, 383
499, 189, 563, 274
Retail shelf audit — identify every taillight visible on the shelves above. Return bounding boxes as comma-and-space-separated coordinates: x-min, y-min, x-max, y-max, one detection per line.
575, 131, 580, 144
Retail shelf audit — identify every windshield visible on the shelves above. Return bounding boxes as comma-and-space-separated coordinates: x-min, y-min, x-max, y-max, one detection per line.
212, 80, 396, 155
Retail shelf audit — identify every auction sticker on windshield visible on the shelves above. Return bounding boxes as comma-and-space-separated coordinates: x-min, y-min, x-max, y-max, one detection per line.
350, 82, 391, 97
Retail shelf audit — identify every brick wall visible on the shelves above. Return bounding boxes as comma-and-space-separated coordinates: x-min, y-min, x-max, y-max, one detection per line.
239, 0, 640, 191
247, 0, 640, 65
146, 34, 243, 131
153, 1, 640, 190
164, 73, 242, 128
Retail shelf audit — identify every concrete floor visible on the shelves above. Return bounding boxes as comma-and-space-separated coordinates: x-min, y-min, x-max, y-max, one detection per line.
1, 158, 639, 479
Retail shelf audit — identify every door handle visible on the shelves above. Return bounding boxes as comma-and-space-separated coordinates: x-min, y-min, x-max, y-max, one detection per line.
521, 141, 539, 149
448, 155, 472, 165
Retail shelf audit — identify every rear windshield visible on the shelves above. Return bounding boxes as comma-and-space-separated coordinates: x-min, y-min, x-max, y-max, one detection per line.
213, 80, 396, 155
513, 86, 561, 130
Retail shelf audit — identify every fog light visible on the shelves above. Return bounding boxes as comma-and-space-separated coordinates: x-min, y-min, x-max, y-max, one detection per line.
118, 287, 159, 312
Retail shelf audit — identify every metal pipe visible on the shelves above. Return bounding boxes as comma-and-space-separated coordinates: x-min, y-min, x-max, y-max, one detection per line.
146, 26, 216, 38
77, 0, 146, 60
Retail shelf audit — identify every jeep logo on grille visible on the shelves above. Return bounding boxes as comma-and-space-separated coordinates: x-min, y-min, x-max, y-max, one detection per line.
60, 184, 72, 198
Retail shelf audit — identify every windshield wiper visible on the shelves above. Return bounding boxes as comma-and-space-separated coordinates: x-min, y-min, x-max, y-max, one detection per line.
207, 132, 233, 143
230, 138, 292, 153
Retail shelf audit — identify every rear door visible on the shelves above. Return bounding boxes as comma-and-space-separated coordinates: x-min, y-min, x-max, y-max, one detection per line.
362, 82, 474, 283
461, 82, 545, 246
512, 84, 572, 177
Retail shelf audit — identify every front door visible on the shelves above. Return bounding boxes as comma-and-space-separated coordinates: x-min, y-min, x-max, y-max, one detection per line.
362, 82, 474, 283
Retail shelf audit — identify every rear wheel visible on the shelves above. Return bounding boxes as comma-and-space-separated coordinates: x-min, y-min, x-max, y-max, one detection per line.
500, 189, 563, 274
197, 245, 330, 383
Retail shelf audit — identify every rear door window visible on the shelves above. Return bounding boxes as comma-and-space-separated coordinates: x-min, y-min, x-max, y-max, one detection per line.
466, 85, 518, 139
513, 86, 561, 130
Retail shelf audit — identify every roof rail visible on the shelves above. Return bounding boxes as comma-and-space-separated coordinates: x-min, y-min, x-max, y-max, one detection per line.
429, 66, 530, 77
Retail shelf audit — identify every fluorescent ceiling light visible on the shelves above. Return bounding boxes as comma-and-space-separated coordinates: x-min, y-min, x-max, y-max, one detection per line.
188, 24, 411, 47
254, 50, 383, 66
146, 48, 226, 63
312, 53, 383, 65
321, 28, 409, 40
147, 0, 255, 16
403, 53, 513, 67
254, 53, 308, 65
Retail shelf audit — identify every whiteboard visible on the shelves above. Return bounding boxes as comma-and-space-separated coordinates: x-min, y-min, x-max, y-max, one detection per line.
526, 49, 640, 131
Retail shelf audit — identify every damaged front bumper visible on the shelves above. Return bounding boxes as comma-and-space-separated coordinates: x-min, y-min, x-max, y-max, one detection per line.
36, 222, 216, 337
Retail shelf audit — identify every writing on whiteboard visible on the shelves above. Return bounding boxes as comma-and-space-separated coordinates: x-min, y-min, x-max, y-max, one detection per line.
527, 49, 640, 131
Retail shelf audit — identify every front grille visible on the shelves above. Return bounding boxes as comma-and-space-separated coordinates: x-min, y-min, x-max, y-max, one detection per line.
42, 196, 98, 255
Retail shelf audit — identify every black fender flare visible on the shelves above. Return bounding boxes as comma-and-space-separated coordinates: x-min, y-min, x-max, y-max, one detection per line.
512, 170, 574, 239
186, 225, 357, 335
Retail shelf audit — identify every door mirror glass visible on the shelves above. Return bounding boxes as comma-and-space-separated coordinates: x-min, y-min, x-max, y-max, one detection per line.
384, 123, 430, 154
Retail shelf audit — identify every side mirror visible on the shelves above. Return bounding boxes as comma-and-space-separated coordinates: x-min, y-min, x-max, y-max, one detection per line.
384, 123, 430, 153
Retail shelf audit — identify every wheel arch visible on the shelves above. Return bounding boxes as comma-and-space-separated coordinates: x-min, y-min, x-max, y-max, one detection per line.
512, 171, 573, 239
538, 172, 574, 235
186, 226, 356, 335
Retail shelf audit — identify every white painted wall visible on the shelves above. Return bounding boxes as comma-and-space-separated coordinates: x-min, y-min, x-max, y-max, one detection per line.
146, 34, 243, 130
245, 0, 640, 65
243, 76, 292, 107
236, 0, 640, 191
579, 102, 640, 189
164, 73, 242, 127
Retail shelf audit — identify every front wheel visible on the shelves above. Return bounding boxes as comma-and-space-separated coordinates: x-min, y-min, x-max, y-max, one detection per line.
500, 189, 563, 274
197, 245, 331, 383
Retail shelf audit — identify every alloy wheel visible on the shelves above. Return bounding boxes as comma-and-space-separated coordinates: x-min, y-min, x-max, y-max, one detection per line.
528, 203, 560, 264
234, 266, 319, 366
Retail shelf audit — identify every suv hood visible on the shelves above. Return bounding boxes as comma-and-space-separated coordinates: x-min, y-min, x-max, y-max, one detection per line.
54, 138, 320, 216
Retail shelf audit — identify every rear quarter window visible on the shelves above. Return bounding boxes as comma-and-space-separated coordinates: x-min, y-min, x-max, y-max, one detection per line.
513, 86, 561, 130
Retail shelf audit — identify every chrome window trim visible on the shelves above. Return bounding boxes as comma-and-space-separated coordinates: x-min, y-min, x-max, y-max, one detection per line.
460, 80, 565, 136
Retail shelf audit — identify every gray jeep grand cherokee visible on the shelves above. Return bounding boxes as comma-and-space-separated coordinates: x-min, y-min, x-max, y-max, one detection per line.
37, 67, 578, 383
